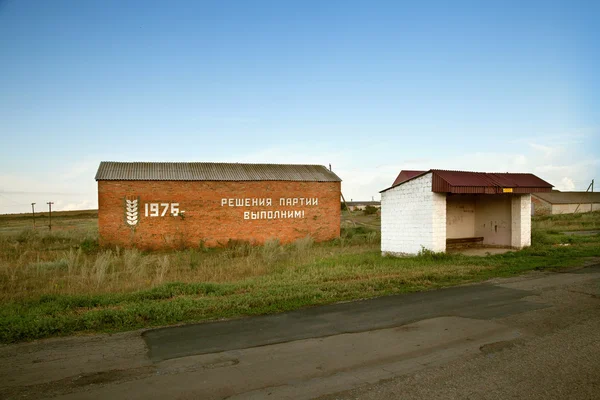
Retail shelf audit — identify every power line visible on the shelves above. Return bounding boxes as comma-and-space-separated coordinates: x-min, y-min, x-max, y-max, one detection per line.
0, 193, 30, 206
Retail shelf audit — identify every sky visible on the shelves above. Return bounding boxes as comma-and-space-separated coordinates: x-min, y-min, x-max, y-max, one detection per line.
1, 0, 599, 214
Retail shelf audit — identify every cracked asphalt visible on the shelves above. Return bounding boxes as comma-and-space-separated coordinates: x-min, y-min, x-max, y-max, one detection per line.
1, 263, 599, 400
319, 267, 600, 400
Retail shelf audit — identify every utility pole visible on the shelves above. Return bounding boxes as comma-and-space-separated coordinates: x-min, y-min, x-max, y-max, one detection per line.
574, 179, 595, 214
341, 192, 353, 215
591, 179, 594, 212
31, 203, 36, 229
47, 202, 54, 231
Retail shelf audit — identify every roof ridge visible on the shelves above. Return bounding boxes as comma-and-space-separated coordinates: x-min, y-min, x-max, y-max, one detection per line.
96, 162, 342, 182
382, 169, 553, 193
430, 168, 534, 175
100, 161, 329, 167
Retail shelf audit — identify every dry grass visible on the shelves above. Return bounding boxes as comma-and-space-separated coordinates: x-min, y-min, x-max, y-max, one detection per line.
1, 210, 599, 303
1, 209, 599, 343
0, 226, 369, 302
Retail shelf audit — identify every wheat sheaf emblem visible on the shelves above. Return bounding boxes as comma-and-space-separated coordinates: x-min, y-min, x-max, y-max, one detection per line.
125, 196, 139, 226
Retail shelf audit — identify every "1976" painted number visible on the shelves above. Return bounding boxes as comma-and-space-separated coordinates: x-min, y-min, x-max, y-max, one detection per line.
145, 203, 180, 217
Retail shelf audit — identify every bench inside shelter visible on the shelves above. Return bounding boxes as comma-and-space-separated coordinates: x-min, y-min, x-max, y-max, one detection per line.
446, 237, 484, 247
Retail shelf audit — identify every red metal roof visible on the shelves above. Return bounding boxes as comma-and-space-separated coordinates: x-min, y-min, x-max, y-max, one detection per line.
392, 170, 427, 186
382, 169, 553, 194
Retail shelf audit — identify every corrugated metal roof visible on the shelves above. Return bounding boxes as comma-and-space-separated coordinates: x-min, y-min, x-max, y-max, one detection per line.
95, 162, 342, 182
533, 191, 600, 204
392, 170, 427, 186
432, 170, 552, 189
381, 169, 553, 194
431, 169, 552, 193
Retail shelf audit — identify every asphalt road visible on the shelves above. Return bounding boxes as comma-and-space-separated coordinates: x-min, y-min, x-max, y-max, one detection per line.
1, 263, 599, 399
143, 282, 546, 361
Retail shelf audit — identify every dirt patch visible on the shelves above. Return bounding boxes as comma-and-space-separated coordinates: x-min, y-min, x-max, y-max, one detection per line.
449, 247, 515, 256
0, 366, 155, 399
479, 339, 521, 354
72, 367, 154, 386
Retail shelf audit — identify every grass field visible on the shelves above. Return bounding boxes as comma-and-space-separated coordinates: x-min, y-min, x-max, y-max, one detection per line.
0, 209, 599, 343
0, 209, 98, 234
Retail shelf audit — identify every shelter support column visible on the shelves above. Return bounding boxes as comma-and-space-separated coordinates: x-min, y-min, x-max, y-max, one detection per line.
431, 192, 447, 252
511, 194, 531, 248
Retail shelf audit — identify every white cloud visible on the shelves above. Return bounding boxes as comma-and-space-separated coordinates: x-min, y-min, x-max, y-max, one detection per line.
528, 143, 560, 159
332, 138, 599, 199
57, 199, 95, 212
1, 134, 598, 215
559, 177, 576, 191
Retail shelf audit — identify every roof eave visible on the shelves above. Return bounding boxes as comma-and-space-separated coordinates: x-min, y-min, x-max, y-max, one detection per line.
380, 170, 432, 193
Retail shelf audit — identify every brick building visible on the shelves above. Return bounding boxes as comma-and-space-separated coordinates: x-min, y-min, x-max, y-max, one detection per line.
380, 169, 553, 255
345, 201, 381, 211
96, 162, 342, 249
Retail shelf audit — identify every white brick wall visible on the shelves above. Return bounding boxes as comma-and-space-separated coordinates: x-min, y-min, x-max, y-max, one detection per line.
381, 173, 446, 255
511, 194, 531, 248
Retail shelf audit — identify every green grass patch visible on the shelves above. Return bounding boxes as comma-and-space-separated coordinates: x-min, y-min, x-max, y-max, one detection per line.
0, 210, 599, 343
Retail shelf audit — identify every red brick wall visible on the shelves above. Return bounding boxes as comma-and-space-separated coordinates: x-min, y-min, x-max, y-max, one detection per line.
98, 180, 341, 249
531, 196, 551, 216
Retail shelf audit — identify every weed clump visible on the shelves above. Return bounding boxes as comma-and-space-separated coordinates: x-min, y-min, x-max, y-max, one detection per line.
80, 238, 99, 254
294, 236, 314, 253
417, 247, 457, 261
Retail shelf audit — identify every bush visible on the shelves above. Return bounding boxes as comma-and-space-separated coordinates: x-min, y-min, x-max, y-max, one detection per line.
80, 238, 99, 254
531, 230, 555, 246
16, 229, 38, 244
363, 205, 378, 215
342, 226, 371, 238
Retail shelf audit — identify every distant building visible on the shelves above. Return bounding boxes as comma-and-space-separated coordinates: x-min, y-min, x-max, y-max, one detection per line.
380, 169, 553, 255
345, 201, 381, 211
532, 192, 600, 215
96, 162, 342, 249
